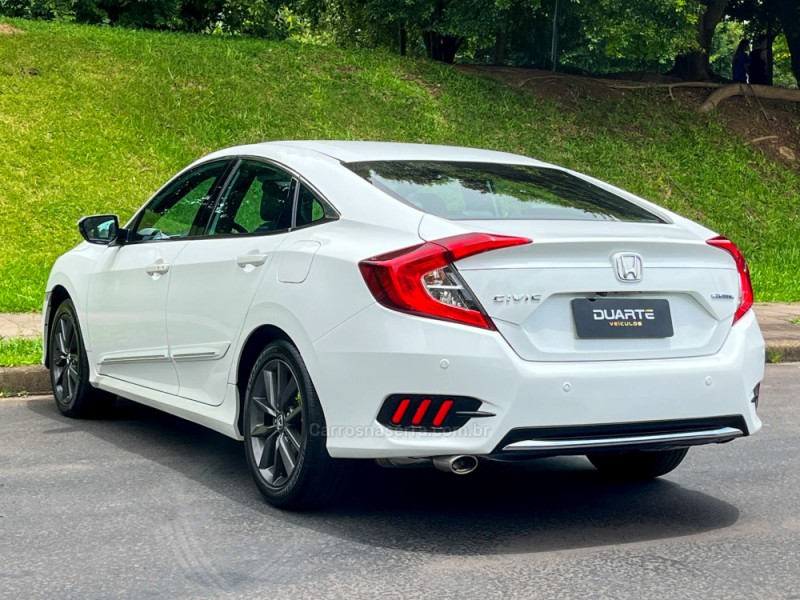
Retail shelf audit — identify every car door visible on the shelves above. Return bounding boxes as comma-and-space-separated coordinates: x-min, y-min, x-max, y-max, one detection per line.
165, 158, 297, 406
86, 159, 231, 395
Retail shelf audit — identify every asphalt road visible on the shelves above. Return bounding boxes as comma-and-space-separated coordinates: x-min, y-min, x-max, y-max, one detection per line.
1, 365, 799, 600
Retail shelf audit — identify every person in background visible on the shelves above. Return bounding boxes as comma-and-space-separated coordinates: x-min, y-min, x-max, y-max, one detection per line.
748, 36, 768, 85
732, 38, 750, 83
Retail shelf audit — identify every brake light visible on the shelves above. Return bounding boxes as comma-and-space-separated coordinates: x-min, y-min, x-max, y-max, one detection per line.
706, 236, 753, 324
359, 233, 532, 329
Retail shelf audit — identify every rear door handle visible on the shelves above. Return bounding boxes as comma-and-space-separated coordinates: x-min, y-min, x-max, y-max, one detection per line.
236, 253, 268, 268
145, 262, 170, 275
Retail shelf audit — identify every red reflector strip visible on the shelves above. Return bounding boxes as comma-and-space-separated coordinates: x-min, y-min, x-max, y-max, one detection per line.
391, 398, 412, 424
411, 399, 432, 425
432, 400, 454, 427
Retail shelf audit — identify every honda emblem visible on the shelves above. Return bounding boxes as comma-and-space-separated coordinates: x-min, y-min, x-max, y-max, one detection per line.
613, 253, 643, 282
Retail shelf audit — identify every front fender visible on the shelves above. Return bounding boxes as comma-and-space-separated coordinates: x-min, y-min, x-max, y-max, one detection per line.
43, 242, 105, 365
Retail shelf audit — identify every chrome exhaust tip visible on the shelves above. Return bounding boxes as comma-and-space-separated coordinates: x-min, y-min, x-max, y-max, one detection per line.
432, 455, 479, 475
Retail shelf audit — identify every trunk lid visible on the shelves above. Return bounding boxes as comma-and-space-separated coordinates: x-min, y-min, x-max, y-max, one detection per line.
419, 216, 740, 362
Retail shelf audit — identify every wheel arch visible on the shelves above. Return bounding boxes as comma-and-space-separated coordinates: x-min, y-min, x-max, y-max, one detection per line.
43, 284, 73, 368
234, 324, 294, 436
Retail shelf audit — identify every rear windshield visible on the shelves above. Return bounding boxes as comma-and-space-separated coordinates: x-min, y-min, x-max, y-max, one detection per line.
346, 161, 664, 223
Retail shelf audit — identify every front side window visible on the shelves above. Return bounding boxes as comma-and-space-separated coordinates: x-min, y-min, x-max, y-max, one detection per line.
209, 160, 295, 236
134, 160, 229, 241
345, 161, 664, 223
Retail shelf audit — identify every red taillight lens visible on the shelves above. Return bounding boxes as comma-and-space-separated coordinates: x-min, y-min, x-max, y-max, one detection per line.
706, 236, 753, 324
359, 233, 532, 329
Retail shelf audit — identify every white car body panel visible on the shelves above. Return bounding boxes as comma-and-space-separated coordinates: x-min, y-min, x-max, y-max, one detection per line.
43, 141, 765, 460
87, 242, 187, 394
165, 234, 282, 406
418, 217, 741, 362
312, 305, 763, 457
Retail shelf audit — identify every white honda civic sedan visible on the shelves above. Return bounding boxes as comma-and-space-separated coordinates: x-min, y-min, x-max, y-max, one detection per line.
44, 141, 765, 509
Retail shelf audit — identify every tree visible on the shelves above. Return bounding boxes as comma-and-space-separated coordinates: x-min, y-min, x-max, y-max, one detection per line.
670, 0, 730, 80
726, 0, 800, 86
0, 0, 289, 36
578, 0, 699, 65
292, 0, 545, 64
774, 0, 800, 85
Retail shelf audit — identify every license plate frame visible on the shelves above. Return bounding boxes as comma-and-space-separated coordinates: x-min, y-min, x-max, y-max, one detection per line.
572, 298, 674, 339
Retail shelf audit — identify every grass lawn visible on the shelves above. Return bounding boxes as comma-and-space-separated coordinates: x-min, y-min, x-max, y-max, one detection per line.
0, 337, 42, 367
0, 18, 798, 311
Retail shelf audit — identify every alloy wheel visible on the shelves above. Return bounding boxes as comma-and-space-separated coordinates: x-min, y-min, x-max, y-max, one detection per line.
248, 358, 304, 489
52, 313, 80, 405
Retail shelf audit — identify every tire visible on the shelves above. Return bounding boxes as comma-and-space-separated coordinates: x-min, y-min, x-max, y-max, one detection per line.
49, 299, 114, 418
243, 340, 352, 510
587, 448, 689, 480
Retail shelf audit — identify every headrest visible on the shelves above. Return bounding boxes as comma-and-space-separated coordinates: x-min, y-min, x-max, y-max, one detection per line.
260, 179, 289, 221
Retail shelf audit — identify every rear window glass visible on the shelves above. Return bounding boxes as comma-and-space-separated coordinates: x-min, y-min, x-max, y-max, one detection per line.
345, 161, 664, 223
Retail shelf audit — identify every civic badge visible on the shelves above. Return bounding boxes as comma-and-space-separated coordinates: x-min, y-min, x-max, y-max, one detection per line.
613, 252, 643, 282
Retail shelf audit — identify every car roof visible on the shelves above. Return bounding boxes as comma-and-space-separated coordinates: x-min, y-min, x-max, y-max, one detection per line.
212, 140, 547, 166
184, 140, 678, 231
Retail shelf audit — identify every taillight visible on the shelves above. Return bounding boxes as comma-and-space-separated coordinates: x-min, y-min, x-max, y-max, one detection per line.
359, 233, 532, 329
706, 236, 753, 324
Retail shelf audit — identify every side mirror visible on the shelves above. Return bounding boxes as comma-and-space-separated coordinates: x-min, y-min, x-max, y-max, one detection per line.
78, 214, 119, 245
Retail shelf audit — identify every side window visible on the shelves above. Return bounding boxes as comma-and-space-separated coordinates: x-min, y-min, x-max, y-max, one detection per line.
296, 184, 334, 227
134, 160, 228, 241
209, 160, 295, 236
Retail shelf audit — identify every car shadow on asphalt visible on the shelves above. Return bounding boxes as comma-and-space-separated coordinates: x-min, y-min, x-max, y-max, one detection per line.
27, 398, 740, 555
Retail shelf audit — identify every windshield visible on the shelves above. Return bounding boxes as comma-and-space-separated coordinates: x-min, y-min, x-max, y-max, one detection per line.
346, 161, 664, 223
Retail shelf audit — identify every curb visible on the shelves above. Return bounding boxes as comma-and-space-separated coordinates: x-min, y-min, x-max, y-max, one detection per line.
765, 342, 800, 365
0, 365, 50, 397
2, 342, 799, 398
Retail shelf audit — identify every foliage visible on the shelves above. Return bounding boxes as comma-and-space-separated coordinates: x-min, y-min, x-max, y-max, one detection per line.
3, 0, 799, 83
0, 338, 42, 367
0, 18, 798, 312
0, 0, 78, 20
728, 0, 800, 86
0, 0, 290, 36
710, 19, 746, 80
294, 0, 544, 61
577, 0, 701, 64
295, 0, 701, 68
296, 0, 798, 84
708, 16, 796, 87
772, 34, 798, 88
217, 0, 282, 37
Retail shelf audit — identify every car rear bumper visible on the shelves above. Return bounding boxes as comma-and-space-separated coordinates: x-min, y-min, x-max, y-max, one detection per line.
310, 305, 764, 459
489, 416, 747, 460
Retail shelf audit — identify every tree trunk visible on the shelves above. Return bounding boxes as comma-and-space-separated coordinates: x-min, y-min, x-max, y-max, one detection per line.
671, 52, 715, 81
399, 24, 407, 57
671, 0, 729, 81
776, 0, 800, 86
493, 10, 510, 65
422, 31, 464, 64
